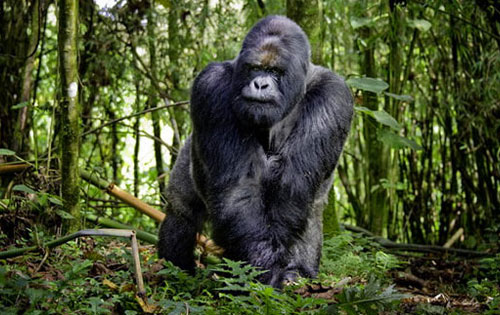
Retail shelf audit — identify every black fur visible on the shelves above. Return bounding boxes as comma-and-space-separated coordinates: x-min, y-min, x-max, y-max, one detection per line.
158, 16, 353, 287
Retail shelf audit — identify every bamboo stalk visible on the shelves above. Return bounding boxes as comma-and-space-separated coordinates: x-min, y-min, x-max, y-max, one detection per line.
108, 184, 165, 222
80, 169, 109, 190
84, 213, 158, 244
443, 228, 464, 248
130, 231, 146, 297
80, 169, 166, 222
0, 163, 31, 174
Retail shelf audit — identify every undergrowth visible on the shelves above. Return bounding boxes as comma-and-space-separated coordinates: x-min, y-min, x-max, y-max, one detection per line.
320, 232, 402, 281
0, 231, 407, 314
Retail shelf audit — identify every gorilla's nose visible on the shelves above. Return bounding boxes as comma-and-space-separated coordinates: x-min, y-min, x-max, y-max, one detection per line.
252, 76, 271, 90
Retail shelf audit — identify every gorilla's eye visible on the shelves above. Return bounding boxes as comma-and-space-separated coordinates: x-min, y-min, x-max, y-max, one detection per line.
245, 64, 284, 78
246, 64, 264, 72
268, 67, 284, 76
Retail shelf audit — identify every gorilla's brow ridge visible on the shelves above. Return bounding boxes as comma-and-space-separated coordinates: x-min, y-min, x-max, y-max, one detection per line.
260, 42, 279, 53
259, 42, 280, 66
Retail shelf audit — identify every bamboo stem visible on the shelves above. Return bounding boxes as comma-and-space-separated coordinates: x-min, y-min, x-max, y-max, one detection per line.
0, 163, 31, 174
80, 169, 166, 222
108, 184, 165, 222
443, 228, 464, 248
84, 213, 158, 244
130, 231, 146, 297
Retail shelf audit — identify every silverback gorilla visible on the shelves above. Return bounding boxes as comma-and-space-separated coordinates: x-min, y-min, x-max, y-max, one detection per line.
158, 16, 353, 288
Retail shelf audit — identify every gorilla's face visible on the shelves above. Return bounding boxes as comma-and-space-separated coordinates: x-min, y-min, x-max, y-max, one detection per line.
241, 63, 284, 108
232, 16, 311, 129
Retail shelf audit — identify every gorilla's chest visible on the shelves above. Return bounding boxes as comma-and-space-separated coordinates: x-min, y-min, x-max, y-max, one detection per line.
244, 113, 297, 181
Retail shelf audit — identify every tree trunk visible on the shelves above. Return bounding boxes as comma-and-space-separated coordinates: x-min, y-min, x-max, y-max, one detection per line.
385, 1, 404, 240
286, 0, 323, 64
0, 1, 36, 167
359, 25, 389, 236
58, 0, 81, 232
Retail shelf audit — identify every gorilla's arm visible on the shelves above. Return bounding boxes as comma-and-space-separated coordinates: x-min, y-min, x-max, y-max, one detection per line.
274, 67, 353, 200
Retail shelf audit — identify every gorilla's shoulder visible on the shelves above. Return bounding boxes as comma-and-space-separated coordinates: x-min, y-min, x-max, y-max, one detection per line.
307, 65, 353, 103
192, 61, 234, 96
190, 61, 234, 120
307, 65, 346, 89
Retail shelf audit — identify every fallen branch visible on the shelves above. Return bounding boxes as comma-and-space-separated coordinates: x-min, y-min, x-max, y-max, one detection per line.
0, 164, 166, 222
1, 164, 227, 269
343, 224, 492, 257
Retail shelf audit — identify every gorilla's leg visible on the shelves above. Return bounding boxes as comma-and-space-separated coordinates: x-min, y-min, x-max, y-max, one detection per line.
158, 209, 203, 271
281, 211, 323, 283
279, 178, 332, 285
158, 138, 206, 272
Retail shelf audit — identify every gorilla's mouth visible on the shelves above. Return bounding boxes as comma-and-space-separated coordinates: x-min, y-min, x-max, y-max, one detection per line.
242, 96, 277, 106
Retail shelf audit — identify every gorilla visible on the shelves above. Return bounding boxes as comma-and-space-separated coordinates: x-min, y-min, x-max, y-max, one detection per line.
158, 15, 353, 288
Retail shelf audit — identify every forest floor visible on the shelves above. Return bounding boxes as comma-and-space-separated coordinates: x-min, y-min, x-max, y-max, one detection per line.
287, 256, 494, 314
0, 204, 498, 314
393, 257, 486, 313
1, 232, 498, 314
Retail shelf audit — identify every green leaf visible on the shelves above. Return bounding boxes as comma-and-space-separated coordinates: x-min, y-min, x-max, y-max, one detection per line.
350, 17, 374, 29
355, 107, 401, 131
408, 19, 432, 32
12, 184, 37, 194
0, 148, 16, 156
384, 92, 414, 102
378, 130, 422, 150
38, 193, 48, 207
55, 210, 75, 220
354, 106, 374, 114
346, 77, 389, 94
0, 199, 10, 208
373, 111, 401, 131
48, 196, 63, 206
156, 0, 169, 8
333, 278, 409, 314
11, 101, 29, 110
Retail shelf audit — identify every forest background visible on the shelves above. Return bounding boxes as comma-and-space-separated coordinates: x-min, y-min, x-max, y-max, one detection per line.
0, 0, 499, 313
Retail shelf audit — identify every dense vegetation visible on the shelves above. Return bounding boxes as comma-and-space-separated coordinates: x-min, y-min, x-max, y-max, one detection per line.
0, 0, 499, 313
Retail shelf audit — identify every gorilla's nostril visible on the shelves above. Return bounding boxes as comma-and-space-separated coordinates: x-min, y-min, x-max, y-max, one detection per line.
254, 78, 269, 90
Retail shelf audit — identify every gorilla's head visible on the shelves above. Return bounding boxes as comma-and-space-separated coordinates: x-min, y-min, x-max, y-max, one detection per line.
232, 16, 311, 129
